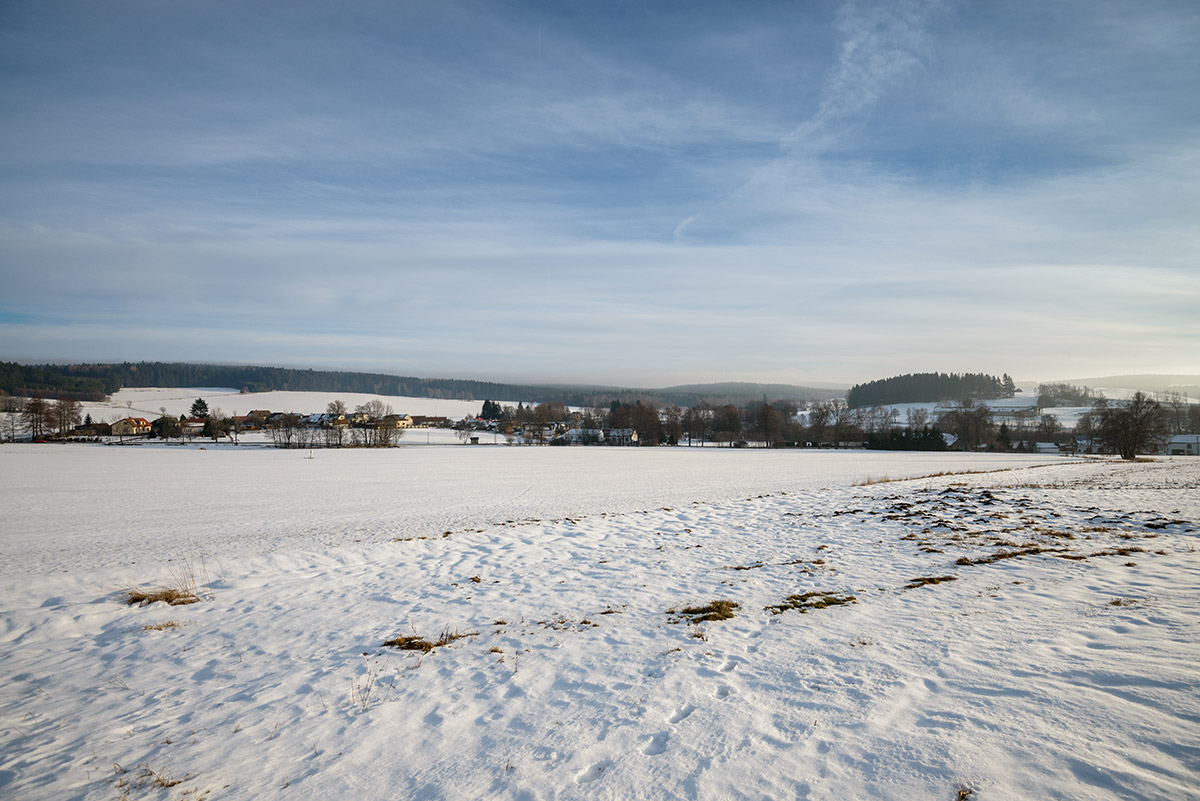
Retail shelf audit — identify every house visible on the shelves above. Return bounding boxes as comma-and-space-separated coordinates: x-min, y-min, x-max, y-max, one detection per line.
180, 417, 206, 437
72, 422, 112, 438
380, 414, 413, 429
1165, 434, 1200, 455
411, 415, 451, 428
561, 428, 604, 445
1069, 436, 1097, 455
605, 428, 638, 446
112, 417, 152, 436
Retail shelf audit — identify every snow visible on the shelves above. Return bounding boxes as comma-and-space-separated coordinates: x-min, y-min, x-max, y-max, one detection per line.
1, 445, 1197, 801
83, 387, 508, 425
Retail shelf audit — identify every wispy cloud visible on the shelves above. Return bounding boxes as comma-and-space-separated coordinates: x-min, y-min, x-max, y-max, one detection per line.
785, 0, 945, 153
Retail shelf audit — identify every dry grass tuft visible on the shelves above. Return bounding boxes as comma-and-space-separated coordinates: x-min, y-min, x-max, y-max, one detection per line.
384, 625, 479, 652
126, 587, 200, 607
111, 762, 197, 797
124, 554, 211, 607
670, 600, 740, 624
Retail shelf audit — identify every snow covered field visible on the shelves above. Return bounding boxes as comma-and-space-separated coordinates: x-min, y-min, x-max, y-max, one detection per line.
1, 447, 1197, 800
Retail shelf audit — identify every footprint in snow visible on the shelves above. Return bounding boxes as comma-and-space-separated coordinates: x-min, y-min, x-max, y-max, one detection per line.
643, 732, 669, 755
669, 704, 696, 724
575, 759, 613, 783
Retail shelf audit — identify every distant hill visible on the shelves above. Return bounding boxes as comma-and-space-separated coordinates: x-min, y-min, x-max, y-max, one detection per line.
654, 382, 845, 406
0, 362, 845, 408
1052, 375, 1200, 399
847, 372, 1015, 409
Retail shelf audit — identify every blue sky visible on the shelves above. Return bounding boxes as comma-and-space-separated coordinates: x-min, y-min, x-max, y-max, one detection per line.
1, 0, 1197, 386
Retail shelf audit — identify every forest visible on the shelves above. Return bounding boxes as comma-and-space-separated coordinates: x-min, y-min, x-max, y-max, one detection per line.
847, 372, 1016, 408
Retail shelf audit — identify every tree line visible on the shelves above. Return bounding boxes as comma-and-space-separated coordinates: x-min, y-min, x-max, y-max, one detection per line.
1036, 383, 1097, 407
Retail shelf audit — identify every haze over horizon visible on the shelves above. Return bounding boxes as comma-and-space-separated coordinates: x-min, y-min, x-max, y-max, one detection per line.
2, 1, 1197, 386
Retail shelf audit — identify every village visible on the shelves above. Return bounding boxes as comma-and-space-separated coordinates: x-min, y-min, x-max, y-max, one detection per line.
16, 398, 646, 449
6, 390, 1198, 457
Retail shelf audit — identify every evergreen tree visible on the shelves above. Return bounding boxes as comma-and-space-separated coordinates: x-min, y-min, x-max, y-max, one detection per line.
189, 398, 210, 419
480, 400, 502, 420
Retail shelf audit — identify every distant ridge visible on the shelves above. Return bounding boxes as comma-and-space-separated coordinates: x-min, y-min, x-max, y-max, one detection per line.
1053, 375, 1200, 397
654, 382, 845, 404
0, 361, 845, 407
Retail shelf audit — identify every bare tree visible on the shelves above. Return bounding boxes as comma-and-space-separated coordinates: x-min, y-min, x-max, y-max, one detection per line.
712, 404, 742, 445
829, 400, 858, 448
356, 399, 393, 421
1034, 413, 1061, 443
2, 395, 23, 441
661, 405, 683, 446
756, 404, 784, 447
50, 398, 82, 437
322, 419, 346, 448
807, 401, 832, 445
1095, 392, 1168, 459
268, 413, 302, 448
1162, 392, 1189, 434
939, 399, 994, 450
22, 396, 51, 440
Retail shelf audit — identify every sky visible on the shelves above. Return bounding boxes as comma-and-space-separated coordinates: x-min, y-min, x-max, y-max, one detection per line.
1, 0, 1197, 387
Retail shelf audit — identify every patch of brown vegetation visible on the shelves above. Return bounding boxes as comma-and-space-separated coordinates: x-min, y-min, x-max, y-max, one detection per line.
766, 591, 857, 615
142, 620, 181, 631
955, 545, 1064, 566
904, 576, 958, 589
1090, 546, 1146, 558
